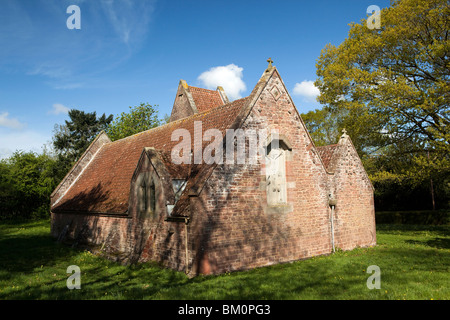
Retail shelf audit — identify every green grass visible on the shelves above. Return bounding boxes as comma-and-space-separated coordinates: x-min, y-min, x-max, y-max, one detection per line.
0, 219, 448, 300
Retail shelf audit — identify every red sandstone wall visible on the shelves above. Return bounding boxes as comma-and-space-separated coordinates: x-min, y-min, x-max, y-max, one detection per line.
330, 139, 377, 250
189, 71, 334, 275
51, 152, 188, 272
169, 83, 196, 122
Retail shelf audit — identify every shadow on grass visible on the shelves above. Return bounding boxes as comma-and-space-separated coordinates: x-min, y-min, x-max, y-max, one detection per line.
377, 224, 450, 249
2, 221, 449, 300
405, 237, 450, 249
0, 220, 81, 285
2, 266, 164, 300
376, 224, 450, 234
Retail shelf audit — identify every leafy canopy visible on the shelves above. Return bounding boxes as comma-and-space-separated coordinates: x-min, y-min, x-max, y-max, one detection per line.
53, 109, 113, 164
0, 151, 59, 219
314, 0, 449, 180
106, 103, 162, 141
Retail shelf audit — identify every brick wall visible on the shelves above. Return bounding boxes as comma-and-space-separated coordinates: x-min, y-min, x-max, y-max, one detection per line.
330, 137, 377, 250
169, 81, 196, 122
51, 150, 189, 272
188, 71, 335, 275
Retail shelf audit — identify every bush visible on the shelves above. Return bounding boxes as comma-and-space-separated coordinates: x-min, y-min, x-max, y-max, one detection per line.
0, 151, 59, 220
375, 210, 449, 225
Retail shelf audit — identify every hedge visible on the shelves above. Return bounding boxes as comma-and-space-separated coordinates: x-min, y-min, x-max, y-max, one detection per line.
375, 210, 449, 225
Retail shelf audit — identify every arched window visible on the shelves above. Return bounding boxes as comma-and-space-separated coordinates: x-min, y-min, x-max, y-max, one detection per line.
265, 137, 291, 206
140, 179, 148, 212
139, 175, 156, 216
149, 178, 156, 213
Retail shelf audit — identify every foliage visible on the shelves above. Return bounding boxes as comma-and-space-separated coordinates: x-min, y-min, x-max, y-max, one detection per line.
0, 151, 59, 220
162, 113, 171, 125
53, 109, 113, 167
106, 103, 161, 141
0, 219, 448, 300
0, 109, 114, 220
302, 106, 387, 156
376, 210, 449, 225
301, 108, 339, 147
314, 0, 449, 181
309, 0, 449, 210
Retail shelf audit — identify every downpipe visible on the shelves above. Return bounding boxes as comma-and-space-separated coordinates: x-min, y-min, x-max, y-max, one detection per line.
328, 198, 337, 253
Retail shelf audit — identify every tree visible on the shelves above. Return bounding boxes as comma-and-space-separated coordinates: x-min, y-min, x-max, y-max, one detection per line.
53, 109, 113, 168
302, 105, 390, 158
0, 151, 59, 219
313, 0, 449, 209
315, 0, 449, 182
302, 108, 339, 147
106, 103, 161, 141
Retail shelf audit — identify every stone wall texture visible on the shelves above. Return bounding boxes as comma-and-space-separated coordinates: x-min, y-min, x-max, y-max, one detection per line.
50, 68, 376, 276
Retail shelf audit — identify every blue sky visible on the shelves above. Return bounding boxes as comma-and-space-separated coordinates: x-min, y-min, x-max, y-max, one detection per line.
0, 0, 391, 158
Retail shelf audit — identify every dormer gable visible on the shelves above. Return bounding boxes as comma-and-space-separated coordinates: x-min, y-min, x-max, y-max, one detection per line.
169, 80, 228, 122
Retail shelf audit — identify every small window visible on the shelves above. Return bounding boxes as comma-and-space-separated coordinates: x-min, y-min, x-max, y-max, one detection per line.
149, 179, 156, 213
172, 179, 187, 202
140, 180, 148, 212
139, 176, 156, 216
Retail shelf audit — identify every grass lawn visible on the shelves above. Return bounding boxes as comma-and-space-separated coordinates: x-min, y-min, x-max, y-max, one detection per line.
0, 219, 448, 300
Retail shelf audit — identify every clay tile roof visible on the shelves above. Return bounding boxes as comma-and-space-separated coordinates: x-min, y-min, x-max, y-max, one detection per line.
52, 97, 249, 215
189, 86, 224, 112
316, 144, 340, 172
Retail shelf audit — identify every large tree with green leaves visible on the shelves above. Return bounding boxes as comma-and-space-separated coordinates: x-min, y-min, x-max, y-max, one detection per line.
302, 105, 385, 157
53, 109, 113, 166
315, 0, 449, 182
106, 103, 161, 141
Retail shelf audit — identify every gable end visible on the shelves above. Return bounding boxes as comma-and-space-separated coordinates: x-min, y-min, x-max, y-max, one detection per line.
50, 131, 111, 208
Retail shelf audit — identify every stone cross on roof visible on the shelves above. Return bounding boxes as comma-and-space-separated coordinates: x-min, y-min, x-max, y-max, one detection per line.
267, 57, 274, 68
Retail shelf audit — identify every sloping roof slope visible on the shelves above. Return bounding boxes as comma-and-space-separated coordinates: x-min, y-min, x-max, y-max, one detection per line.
316, 144, 340, 172
189, 86, 225, 112
52, 97, 249, 215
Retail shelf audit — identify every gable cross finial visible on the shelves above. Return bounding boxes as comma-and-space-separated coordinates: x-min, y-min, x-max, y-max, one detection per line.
342, 128, 347, 135
267, 57, 274, 69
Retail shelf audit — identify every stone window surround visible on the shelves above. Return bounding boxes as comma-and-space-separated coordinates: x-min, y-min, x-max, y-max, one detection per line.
262, 133, 294, 214
136, 171, 159, 218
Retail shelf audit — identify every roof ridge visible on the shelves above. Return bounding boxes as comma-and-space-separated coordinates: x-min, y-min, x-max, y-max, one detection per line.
188, 85, 218, 92
110, 96, 251, 145
316, 144, 339, 149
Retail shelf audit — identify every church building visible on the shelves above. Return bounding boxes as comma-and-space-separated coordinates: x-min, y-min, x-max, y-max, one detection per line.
50, 61, 376, 276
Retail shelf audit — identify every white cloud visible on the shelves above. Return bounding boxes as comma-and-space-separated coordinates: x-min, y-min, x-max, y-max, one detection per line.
100, 0, 155, 45
28, 63, 71, 79
293, 80, 320, 101
197, 64, 247, 101
49, 103, 70, 115
0, 112, 25, 129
